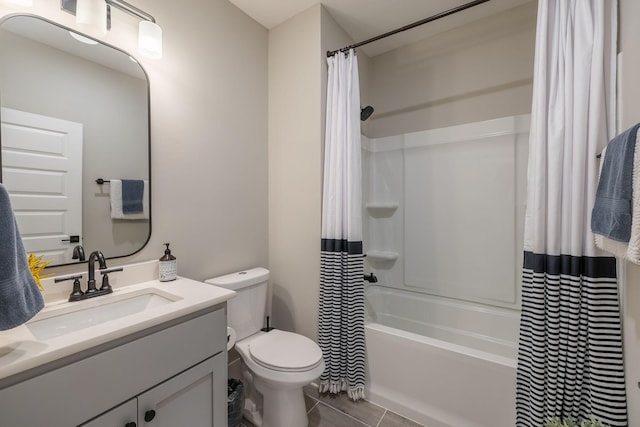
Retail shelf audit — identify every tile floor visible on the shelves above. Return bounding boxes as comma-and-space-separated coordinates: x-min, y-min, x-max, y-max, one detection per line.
239, 384, 425, 427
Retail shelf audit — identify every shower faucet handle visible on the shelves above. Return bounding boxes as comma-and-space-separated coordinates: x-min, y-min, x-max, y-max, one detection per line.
364, 273, 378, 283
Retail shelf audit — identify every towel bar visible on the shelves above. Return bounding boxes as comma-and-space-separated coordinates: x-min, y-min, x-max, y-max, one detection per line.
96, 178, 111, 185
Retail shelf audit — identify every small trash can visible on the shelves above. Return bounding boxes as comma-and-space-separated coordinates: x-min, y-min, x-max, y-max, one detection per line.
227, 378, 244, 427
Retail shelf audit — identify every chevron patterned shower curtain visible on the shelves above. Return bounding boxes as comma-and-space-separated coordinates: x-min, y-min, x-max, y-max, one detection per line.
318, 49, 367, 401
516, 1, 627, 426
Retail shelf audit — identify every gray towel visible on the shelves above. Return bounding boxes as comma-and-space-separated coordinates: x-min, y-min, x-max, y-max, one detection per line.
121, 179, 144, 214
592, 123, 640, 242
0, 183, 44, 330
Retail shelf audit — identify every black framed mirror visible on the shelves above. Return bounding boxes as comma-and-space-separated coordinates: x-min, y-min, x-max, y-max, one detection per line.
0, 14, 151, 267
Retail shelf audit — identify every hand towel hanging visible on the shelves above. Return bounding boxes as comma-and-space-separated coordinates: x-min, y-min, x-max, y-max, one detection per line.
109, 179, 149, 220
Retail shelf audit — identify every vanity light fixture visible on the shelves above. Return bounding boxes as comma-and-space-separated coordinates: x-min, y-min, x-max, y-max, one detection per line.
138, 20, 162, 59
1, 0, 33, 7
61, 0, 163, 59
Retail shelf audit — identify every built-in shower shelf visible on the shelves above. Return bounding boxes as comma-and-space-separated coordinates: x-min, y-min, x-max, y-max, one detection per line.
365, 203, 399, 216
366, 250, 399, 262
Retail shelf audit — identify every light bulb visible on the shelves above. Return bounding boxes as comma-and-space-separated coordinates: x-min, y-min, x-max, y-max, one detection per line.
138, 21, 162, 59
76, 0, 107, 37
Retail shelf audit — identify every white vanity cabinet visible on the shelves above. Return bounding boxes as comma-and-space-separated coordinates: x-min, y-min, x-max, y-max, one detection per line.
0, 305, 228, 427
82, 354, 224, 427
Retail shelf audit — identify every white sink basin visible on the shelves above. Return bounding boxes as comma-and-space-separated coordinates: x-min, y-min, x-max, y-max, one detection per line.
27, 289, 179, 340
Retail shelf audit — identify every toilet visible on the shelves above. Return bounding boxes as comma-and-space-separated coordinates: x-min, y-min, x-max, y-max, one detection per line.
206, 268, 324, 427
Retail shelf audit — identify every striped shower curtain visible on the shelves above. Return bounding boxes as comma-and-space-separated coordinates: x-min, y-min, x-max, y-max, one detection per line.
318, 49, 367, 401
516, 1, 627, 426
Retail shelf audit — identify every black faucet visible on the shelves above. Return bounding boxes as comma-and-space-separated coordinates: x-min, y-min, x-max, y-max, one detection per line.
86, 250, 107, 295
54, 251, 123, 302
72, 245, 86, 261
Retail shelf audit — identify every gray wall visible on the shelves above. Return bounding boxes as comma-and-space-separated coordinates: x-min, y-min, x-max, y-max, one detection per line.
1, 0, 269, 281
268, 4, 323, 340
365, 2, 536, 138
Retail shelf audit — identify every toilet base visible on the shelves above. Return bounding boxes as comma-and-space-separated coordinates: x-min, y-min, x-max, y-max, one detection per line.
254, 377, 308, 427
237, 359, 311, 427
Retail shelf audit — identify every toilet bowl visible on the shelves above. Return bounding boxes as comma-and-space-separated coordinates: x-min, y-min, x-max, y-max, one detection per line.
206, 268, 324, 427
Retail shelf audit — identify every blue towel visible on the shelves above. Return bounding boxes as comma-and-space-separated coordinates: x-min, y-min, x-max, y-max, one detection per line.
592, 124, 640, 242
0, 183, 44, 330
121, 179, 144, 214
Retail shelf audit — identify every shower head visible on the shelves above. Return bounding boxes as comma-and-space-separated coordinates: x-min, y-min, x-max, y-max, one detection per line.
361, 105, 374, 121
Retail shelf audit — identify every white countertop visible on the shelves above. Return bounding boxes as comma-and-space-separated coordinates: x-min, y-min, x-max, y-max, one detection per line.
0, 260, 235, 383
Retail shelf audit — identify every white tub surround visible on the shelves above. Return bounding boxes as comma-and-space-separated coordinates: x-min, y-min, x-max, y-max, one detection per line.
362, 114, 530, 312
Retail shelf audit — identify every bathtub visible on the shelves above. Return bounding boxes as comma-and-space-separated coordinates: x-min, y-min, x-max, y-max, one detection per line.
364, 285, 519, 427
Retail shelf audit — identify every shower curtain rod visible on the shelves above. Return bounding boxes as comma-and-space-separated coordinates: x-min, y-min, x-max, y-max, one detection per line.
326, 0, 491, 57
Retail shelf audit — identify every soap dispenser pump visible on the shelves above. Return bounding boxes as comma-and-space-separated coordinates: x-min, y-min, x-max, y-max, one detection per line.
159, 243, 177, 282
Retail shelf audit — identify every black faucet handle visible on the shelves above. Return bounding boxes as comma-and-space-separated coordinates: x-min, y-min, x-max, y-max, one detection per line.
364, 273, 378, 283
54, 274, 83, 283
99, 267, 123, 292
100, 267, 124, 275
55, 274, 85, 301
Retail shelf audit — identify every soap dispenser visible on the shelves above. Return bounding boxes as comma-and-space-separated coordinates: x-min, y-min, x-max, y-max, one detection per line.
159, 243, 177, 282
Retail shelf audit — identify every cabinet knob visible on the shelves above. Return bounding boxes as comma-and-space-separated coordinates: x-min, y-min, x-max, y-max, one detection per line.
124, 423, 137, 427
144, 409, 156, 422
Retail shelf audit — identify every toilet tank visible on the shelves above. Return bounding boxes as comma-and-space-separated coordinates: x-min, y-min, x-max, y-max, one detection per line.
205, 267, 269, 341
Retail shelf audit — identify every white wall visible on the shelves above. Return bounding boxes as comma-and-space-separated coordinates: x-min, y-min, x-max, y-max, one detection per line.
0, 0, 269, 280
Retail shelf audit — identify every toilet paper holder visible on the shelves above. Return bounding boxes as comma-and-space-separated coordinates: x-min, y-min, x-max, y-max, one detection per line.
226, 326, 236, 351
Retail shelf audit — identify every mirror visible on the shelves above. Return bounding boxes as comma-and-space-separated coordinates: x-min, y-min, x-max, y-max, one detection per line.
0, 14, 151, 267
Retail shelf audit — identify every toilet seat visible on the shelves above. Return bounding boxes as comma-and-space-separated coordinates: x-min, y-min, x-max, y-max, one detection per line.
249, 330, 323, 373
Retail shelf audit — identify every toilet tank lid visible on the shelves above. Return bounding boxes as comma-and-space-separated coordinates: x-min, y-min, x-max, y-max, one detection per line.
205, 267, 269, 290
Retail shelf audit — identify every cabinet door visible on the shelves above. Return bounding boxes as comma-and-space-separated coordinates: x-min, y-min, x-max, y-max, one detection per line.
79, 398, 137, 427
137, 353, 227, 427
